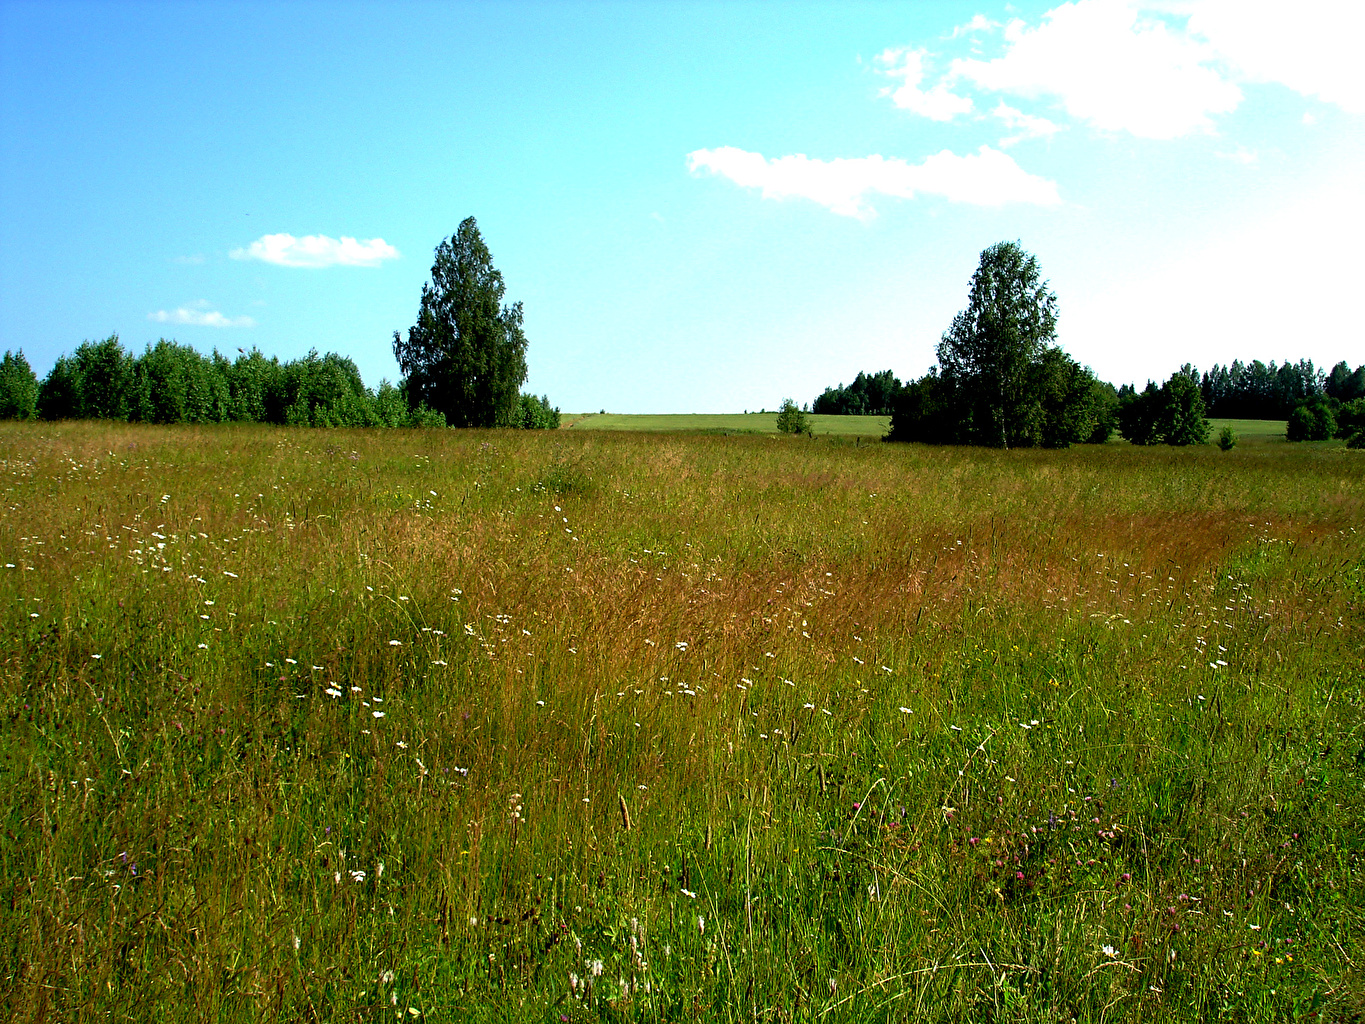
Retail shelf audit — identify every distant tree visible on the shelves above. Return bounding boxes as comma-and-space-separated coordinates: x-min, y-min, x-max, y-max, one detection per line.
518, 393, 560, 429
1217, 425, 1237, 451
0, 351, 39, 420
1159, 366, 1211, 446
1286, 397, 1336, 441
775, 398, 810, 436
936, 241, 1058, 448
393, 217, 528, 428
812, 370, 902, 415
1326, 361, 1365, 402
1118, 368, 1209, 446
1117, 382, 1162, 445
131, 340, 229, 424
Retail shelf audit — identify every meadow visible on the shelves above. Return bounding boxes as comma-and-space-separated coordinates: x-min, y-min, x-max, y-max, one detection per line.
1, 421, 1361, 1023
563, 413, 891, 437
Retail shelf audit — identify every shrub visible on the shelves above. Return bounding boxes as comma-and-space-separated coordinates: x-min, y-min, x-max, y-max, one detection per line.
775, 398, 810, 436
1217, 425, 1237, 451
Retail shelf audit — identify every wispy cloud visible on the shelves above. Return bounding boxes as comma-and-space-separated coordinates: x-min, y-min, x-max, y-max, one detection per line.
230, 233, 400, 268
148, 303, 255, 328
687, 145, 1060, 219
991, 102, 1064, 147
875, 47, 974, 121
173, 253, 206, 265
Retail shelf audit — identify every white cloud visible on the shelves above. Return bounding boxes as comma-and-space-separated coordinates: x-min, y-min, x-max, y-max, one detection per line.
949, 0, 1242, 139
1063, 181, 1365, 386
949, 14, 999, 39
687, 145, 1060, 219
991, 102, 1064, 146
1188, 0, 1365, 114
148, 305, 255, 328
230, 233, 400, 268
876, 48, 974, 121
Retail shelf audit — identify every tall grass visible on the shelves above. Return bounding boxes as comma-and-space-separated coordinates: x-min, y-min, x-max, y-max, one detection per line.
1, 422, 1361, 1022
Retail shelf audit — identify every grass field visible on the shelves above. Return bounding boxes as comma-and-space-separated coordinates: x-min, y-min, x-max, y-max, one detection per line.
1, 421, 1361, 1022
566, 413, 1289, 446
564, 412, 892, 437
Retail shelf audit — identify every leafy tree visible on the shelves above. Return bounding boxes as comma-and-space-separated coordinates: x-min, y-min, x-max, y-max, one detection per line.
393, 218, 528, 428
813, 370, 902, 415
775, 398, 810, 436
1117, 369, 1209, 445
936, 241, 1058, 448
0, 351, 39, 420
518, 393, 560, 429
887, 371, 961, 444
890, 242, 1110, 448
1217, 425, 1237, 451
1326, 361, 1365, 402
1286, 398, 1336, 441
131, 340, 229, 424
1116, 382, 1162, 445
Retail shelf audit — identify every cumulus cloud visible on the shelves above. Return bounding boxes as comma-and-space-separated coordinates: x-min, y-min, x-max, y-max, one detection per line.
949, 1, 1241, 139
1188, 0, 1365, 114
687, 145, 1060, 219
876, 47, 974, 121
148, 305, 255, 328
230, 233, 400, 268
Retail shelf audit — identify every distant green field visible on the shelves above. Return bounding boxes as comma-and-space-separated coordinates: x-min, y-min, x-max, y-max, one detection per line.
564, 411, 892, 436
567, 413, 1290, 444
1208, 418, 1286, 442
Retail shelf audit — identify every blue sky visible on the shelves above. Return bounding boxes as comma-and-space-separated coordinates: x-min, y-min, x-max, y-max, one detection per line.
1, 1, 1361, 413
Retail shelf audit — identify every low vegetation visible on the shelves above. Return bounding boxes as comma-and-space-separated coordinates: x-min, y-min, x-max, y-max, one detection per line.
2, 421, 1361, 1022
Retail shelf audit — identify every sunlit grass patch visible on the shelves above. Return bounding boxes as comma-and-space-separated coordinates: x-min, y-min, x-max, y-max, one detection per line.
0, 421, 1361, 1022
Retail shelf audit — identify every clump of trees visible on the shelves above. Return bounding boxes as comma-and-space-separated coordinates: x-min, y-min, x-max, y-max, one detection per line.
1, 219, 562, 430
1115, 366, 1211, 446
813, 371, 901, 415
887, 242, 1116, 448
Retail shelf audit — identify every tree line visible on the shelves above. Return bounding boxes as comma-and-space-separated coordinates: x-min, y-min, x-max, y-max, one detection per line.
812, 241, 1365, 449
0, 217, 560, 431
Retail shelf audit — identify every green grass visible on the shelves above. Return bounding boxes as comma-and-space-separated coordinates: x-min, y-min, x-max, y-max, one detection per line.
1207, 419, 1288, 443
1, 421, 1361, 1022
564, 412, 891, 436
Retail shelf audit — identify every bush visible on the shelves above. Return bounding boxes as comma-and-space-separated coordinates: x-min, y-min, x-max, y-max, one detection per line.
775, 398, 810, 436
518, 393, 560, 430
1217, 425, 1237, 451
1286, 399, 1335, 441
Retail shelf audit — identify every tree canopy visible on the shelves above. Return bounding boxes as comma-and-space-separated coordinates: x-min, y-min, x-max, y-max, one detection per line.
889, 241, 1112, 448
393, 218, 528, 428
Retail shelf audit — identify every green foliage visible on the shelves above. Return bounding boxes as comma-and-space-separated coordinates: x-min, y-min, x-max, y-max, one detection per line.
937, 241, 1058, 448
1201, 358, 1331, 418
1217, 425, 1237, 451
889, 243, 1110, 448
1118, 367, 1210, 445
393, 217, 529, 428
0, 350, 38, 420
1325, 360, 1365, 402
1286, 398, 1336, 442
775, 397, 810, 435
517, 393, 560, 430
812, 369, 901, 415
132, 339, 230, 424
